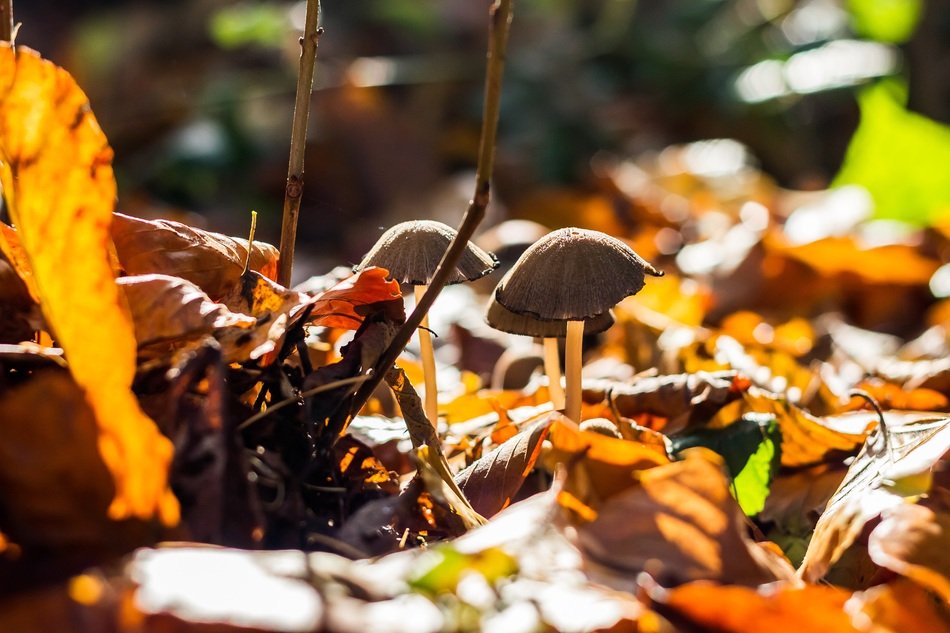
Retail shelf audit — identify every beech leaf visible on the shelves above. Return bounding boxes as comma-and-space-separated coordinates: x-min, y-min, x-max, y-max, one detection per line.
0, 45, 177, 524
111, 211, 279, 301
455, 416, 553, 518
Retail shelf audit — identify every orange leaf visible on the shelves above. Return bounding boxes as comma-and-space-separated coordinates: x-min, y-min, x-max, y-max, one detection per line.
309, 266, 402, 330
0, 45, 177, 524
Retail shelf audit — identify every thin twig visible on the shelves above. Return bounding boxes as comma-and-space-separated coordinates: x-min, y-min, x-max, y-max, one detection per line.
238, 374, 370, 431
0, 0, 13, 44
348, 0, 514, 417
278, 0, 323, 287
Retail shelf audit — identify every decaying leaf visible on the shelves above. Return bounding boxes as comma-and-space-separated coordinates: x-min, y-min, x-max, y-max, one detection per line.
0, 45, 177, 523
111, 211, 279, 300
799, 415, 950, 585
308, 266, 402, 329
118, 274, 256, 347
572, 449, 796, 586
455, 416, 553, 517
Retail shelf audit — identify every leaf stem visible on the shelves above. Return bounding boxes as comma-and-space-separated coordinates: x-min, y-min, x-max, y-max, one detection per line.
347, 0, 514, 417
278, 0, 323, 287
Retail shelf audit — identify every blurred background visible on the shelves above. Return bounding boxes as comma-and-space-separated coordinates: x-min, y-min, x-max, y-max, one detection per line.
14, 0, 950, 283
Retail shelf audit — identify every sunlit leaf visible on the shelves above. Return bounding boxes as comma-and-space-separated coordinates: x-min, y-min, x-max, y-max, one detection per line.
847, 0, 923, 44
455, 417, 552, 517
671, 413, 782, 516
309, 267, 403, 330
800, 415, 950, 583
574, 449, 795, 586
111, 211, 279, 301
0, 45, 176, 523
833, 80, 950, 226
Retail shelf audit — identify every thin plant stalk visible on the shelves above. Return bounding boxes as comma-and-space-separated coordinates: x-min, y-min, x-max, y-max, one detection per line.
0, 0, 12, 44
543, 337, 565, 410
564, 320, 584, 423
348, 0, 514, 416
278, 0, 322, 287
414, 285, 439, 427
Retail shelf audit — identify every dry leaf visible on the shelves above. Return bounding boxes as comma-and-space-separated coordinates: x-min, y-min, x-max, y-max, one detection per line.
308, 266, 402, 330
573, 449, 796, 586
544, 413, 669, 507
0, 45, 176, 523
868, 503, 950, 601
455, 416, 553, 517
800, 416, 950, 583
111, 211, 279, 301
0, 372, 161, 592
118, 274, 256, 347
652, 582, 856, 632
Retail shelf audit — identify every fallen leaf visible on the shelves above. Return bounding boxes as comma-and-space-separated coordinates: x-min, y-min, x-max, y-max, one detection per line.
799, 415, 950, 584
573, 449, 795, 586
118, 273, 256, 348
111, 211, 279, 301
605, 370, 748, 434
544, 413, 669, 506
455, 416, 553, 517
652, 581, 856, 633
854, 579, 950, 633
670, 413, 782, 516
868, 502, 950, 601
0, 372, 161, 593
0, 45, 176, 523
308, 266, 402, 330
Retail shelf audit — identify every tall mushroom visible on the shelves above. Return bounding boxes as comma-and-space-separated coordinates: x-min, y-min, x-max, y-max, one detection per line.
486, 292, 614, 409
491, 227, 662, 423
357, 220, 498, 426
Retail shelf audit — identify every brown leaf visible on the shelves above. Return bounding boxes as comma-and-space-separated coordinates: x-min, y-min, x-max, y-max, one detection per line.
800, 416, 950, 584
111, 211, 279, 301
118, 274, 256, 348
868, 503, 950, 601
0, 247, 38, 343
0, 372, 161, 592
605, 370, 748, 434
455, 416, 553, 518
574, 449, 796, 586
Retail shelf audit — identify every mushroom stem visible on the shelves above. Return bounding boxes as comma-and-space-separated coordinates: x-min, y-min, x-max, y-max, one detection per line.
543, 338, 565, 410
564, 320, 585, 423
414, 285, 439, 428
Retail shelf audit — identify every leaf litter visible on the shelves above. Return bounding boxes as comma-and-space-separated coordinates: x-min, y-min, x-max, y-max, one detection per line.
1, 37, 949, 633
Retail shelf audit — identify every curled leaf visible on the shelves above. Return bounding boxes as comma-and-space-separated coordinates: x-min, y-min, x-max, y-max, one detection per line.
111, 212, 279, 301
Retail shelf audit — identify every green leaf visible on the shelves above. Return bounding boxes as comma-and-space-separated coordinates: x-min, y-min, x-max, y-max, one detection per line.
833, 80, 950, 226
670, 414, 782, 516
408, 545, 517, 595
209, 3, 288, 50
847, 0, 923, 44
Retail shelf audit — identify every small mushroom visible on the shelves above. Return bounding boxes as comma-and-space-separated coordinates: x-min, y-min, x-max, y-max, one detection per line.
491, 227, 662, 423
357, 220, 498, 426
486, 291, 613, 409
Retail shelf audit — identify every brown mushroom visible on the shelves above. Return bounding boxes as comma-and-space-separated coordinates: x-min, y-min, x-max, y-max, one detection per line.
486, 290, 613, 409
357, 220, 498, 426
492, 227, 662, 422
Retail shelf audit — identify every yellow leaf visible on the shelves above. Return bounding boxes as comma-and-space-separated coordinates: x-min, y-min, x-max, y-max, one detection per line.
0, 45, 177, 524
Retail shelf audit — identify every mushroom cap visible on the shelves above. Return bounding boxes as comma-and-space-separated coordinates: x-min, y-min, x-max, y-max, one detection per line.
357, 220, 498, 286
494, 227, 662, 320
486, 290, 614, 337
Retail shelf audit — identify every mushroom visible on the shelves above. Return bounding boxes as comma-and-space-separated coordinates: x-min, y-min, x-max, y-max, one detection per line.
491, 227, 662, 423
357, 220, 498, 426
486, 292, 613, 409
